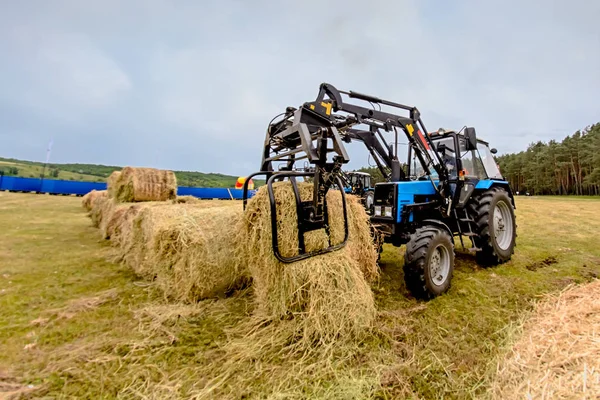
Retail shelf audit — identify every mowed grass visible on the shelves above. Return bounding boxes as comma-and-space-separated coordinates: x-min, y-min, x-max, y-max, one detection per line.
0, 192, 599, 399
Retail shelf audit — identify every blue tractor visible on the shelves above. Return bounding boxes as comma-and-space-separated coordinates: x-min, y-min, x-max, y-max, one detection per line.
243, 83, 516, 299
341, 171, 375, 214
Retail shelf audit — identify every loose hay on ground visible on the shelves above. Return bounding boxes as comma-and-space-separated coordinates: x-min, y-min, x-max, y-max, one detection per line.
113, 166, 177, 203
492, 279, 600, 399
237, 182, 378, 345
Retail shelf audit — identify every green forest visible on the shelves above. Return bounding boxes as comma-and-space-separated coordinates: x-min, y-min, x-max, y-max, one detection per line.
496, 123, 600, 196
355, 123, 600, 196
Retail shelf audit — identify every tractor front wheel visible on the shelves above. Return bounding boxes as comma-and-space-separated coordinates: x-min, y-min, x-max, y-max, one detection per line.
362, 190, 374, 214
403, 226, 455, 299
470, 187, 516, 266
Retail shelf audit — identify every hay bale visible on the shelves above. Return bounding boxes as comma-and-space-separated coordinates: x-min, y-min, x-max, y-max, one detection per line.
87, 191, 110, 226
102, 205, 129, 240
113, 167, 177, 203
107, 171, 122, 198
81, 189, 106, 211
492, 280, 600, 399
122, 204, 248, 301
238, 182, 378, 343
110, 203, 148, 249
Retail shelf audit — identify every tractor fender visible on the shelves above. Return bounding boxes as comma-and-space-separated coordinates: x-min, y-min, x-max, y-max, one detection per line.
475, 180, 516, 209
420, 219, 453, 239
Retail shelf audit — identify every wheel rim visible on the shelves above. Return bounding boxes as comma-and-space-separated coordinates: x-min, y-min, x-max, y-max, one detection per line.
493, 201, 514, 250
430, 244, 451, 286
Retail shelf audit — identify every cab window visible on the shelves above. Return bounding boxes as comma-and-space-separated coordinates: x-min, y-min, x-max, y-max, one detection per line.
477, 143, 503, 179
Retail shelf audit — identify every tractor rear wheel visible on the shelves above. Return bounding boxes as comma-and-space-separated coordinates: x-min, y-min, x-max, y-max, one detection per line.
403, 226, 455, 299
469, 187, 516, 266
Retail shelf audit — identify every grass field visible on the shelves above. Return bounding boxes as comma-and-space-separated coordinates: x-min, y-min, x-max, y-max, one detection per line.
1, 192, 599, 399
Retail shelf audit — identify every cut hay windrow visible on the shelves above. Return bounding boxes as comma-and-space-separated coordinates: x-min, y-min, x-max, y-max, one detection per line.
491, 280, 600, 399
113, 166, 177, 203
120, 203, 248, 301
106, 171, 121, 198
237, 182, 378, 344
81, 189, 107, 212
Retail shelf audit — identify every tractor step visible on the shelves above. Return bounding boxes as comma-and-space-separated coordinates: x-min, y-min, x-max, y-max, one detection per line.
458, 218, 475, 223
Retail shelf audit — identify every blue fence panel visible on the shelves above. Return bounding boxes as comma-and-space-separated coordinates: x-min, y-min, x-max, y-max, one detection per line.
41, 179, 107, 195
0, 176, 42, 192
178, 187, 231, 199
229, 188, 255, 200
1, 176, 256, 199
177, 186, 257, 199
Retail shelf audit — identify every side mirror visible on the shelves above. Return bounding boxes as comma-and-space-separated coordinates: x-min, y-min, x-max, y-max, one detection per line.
490, 148, 498, 154
464, 127, 478, 151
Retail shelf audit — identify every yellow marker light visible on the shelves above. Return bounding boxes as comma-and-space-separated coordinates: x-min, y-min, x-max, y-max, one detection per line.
406, 124, 415, 136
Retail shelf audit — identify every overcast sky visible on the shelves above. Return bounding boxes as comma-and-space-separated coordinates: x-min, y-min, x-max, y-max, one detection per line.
1, 0, 598, 175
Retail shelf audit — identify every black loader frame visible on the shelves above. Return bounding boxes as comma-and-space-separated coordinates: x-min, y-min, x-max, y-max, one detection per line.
243, 83, 456, 262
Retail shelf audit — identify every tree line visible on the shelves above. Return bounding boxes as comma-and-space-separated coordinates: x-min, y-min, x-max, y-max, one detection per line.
496, 123, 600, 196
355, 122, 600, 196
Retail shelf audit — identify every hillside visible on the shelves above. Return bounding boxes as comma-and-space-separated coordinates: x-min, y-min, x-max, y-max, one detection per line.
0, 157, 255, 188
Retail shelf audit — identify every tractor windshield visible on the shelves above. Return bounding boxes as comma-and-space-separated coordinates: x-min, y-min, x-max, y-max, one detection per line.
477, 143, 503, 179
409, 137, 454, 180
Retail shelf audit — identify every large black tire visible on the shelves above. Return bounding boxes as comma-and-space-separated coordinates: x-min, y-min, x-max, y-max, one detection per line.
362, 190, 374, 215
469, 187, 516, 266
404, 226, 455, 299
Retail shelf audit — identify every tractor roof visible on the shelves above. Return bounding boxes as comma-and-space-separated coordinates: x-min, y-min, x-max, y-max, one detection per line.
428, 128, 491, 146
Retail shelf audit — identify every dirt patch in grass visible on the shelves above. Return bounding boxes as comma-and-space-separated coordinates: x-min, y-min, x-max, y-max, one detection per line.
526, 255, 558, 271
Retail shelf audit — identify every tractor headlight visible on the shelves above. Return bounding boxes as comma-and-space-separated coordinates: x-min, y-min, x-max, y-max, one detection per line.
374, 206, 382, 216
384, 207, 393, 218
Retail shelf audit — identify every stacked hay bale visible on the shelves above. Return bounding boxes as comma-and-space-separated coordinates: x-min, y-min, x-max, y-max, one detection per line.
113, 167, 177, 202
121, 204, 248, 301
82, 171, 379, 343
238, 182, 379, 343
83, 166, 249, 302
81, 189, 107, 212
106, 171, 121, 198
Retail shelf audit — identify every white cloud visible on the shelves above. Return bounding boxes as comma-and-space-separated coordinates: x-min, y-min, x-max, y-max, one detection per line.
2, 26, 131, 123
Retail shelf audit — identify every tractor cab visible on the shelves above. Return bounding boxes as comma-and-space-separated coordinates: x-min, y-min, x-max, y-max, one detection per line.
342, 171, 374, 213
405, 128, 506, 208
409, 128, 502, 182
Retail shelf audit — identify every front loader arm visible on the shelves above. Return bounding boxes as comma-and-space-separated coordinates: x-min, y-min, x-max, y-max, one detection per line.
303, 83, 450, 188
246, 83, 452, 263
